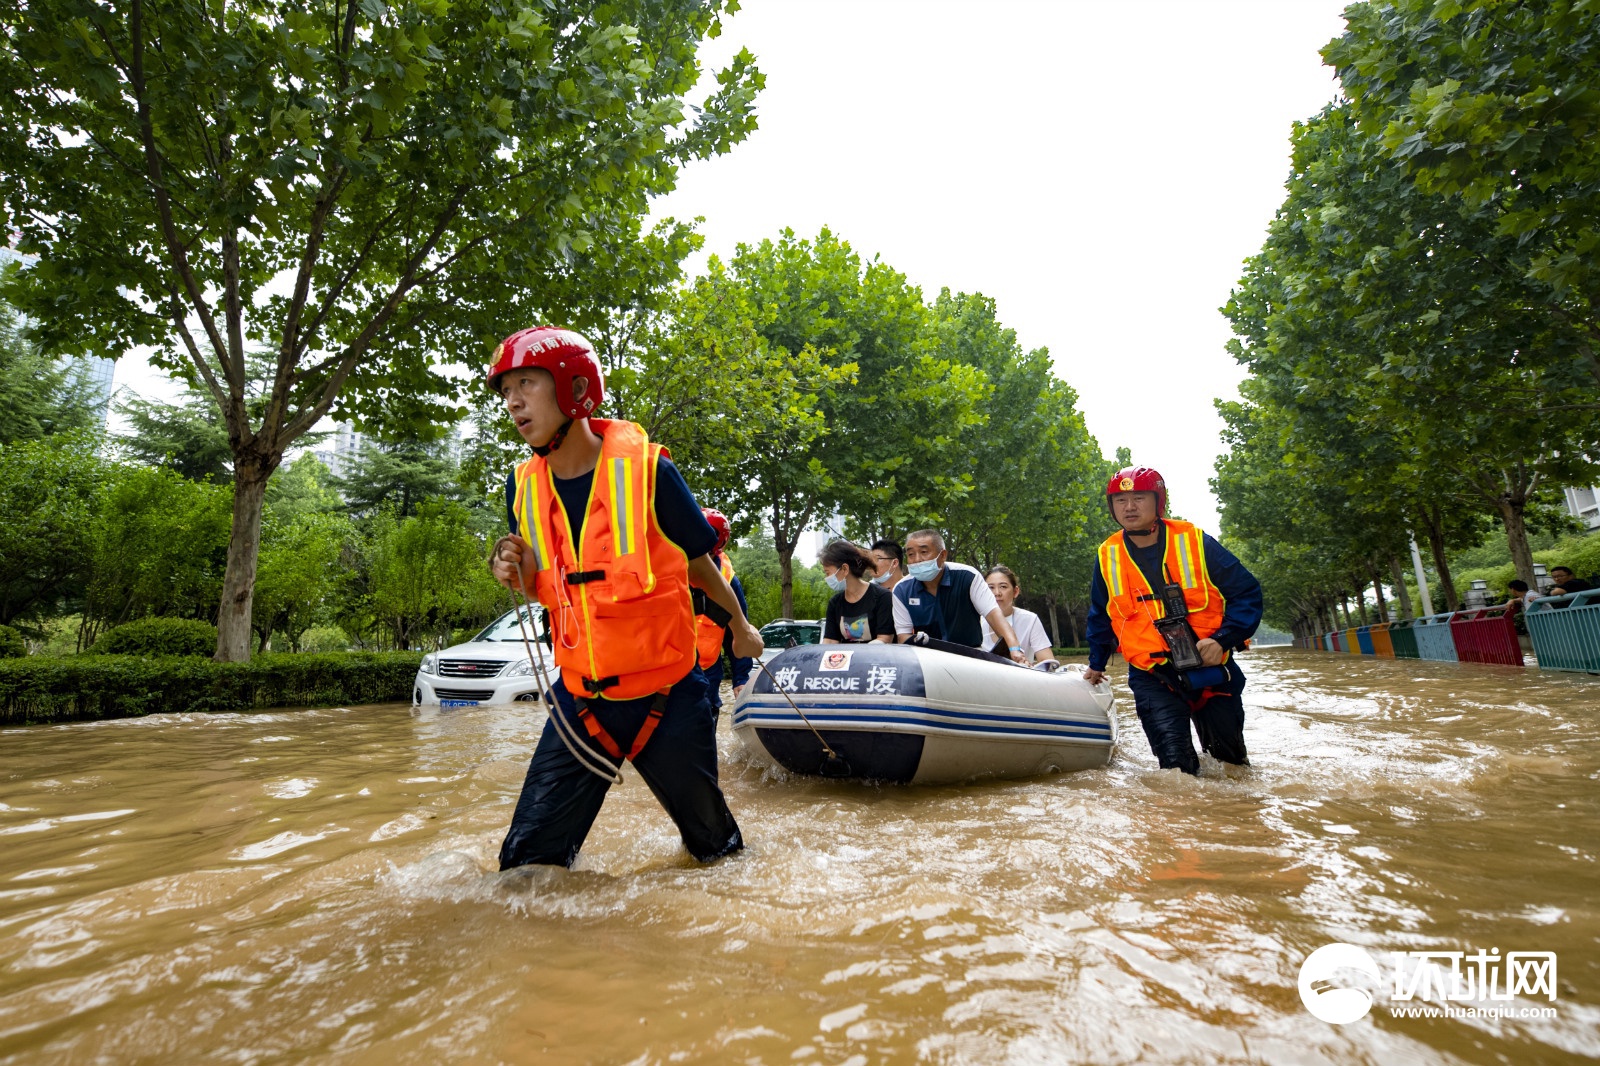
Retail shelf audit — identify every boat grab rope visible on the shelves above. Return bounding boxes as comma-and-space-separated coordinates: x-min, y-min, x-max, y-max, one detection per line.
750, 657, 852, 778
503, 583, 624, 787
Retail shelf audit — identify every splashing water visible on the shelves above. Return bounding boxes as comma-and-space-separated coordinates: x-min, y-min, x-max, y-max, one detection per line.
0, 649, 1595, 1064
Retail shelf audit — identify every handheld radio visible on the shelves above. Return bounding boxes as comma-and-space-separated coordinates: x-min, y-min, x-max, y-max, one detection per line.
1152, 582, 1205, 671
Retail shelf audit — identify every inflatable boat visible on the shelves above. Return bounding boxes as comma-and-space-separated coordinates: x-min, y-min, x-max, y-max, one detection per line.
731, 641, 1116, 784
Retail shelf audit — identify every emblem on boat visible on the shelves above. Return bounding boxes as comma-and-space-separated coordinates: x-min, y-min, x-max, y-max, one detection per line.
819, 650, 853, 671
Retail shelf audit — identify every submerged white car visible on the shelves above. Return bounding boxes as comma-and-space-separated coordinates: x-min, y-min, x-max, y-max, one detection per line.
413, 606, 557, 708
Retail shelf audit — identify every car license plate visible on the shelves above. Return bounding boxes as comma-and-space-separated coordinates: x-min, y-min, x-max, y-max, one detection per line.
439, 698, 480, 708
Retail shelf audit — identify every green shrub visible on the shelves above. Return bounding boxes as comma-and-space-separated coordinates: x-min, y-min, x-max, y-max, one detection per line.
297, 625, 352, 654
0, 625, 24, 659
89, 617, 217, 657
0, 651, 424, 725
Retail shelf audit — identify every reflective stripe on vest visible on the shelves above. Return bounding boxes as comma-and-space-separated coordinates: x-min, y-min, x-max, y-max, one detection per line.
1096, 519, 1227, 672
514, 419, 696, 710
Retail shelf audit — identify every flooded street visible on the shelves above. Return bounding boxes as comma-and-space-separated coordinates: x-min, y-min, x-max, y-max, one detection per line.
1, 648, 1596, 1065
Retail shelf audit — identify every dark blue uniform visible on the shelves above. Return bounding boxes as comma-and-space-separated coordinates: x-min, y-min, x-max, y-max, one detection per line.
1086, 527, 1263, 775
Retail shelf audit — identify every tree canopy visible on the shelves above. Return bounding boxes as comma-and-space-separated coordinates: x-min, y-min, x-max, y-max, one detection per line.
0, 0, 762, 659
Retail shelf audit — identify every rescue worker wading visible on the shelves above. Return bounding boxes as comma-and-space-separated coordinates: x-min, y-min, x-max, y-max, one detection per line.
694, 508, 753, 713
1083, 467, 1263, 775
487, 327, 763, 869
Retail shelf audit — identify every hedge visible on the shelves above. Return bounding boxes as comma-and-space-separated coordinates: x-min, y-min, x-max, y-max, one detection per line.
0, 625, 24, 659
0, 651, 423, 726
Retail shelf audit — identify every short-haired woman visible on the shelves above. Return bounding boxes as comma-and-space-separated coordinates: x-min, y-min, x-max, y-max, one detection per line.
982, 566, 1057, 665
820, 540, 896, 644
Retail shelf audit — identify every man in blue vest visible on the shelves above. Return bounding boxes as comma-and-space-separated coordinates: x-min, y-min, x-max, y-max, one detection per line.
891, 529, 1029, 662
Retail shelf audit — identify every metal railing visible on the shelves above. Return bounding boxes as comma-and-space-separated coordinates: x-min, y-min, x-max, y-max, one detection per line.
1526, 589, 1600, 674
1413, 612, 1460, 662
1449, 603, 1524, 667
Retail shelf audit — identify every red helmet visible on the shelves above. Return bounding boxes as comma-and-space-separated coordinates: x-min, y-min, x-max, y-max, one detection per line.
1105, 466, 1167, 517
701, 507, 731, 553
486, 327, 604, 419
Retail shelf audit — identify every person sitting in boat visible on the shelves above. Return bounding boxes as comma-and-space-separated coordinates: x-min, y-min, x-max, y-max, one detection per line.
891, 529, 1029, 663
487, 326, 762, 870
694, 507, 754, 713
981, 565, 1058, 667
820, 539, 896, 644
869, 539, 907, 589
1082, 467, 1262, 776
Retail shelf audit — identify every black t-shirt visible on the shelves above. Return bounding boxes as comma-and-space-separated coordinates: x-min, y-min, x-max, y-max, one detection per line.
504, 455, 715, 558
825, 583, 895, 643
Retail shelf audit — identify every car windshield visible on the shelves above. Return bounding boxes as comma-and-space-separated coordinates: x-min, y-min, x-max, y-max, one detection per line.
473, 606, 545, 643
760, 623, 820, 648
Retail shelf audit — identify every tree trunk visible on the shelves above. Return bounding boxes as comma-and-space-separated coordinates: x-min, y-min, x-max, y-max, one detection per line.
1419, 504, 1460, 611
777, 543, 795, 619
1368, 563, 1389, 623
1389, 554, 1414, 620
1495, 497, 1539, 589
1338, 591, 1352, 628
1352, 577, 1370, 625
1064, 603, 1079, 647
1045, 596, 1061, 647
215, 461, 273, 662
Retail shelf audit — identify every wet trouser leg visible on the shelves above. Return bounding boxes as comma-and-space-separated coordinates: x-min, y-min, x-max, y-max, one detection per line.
702, 656, 725, 712
498, 669, 743, 870
1125, 667, 1248, 775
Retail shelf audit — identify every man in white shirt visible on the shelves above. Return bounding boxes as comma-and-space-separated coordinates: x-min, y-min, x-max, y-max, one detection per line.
891, 529, 1028, 662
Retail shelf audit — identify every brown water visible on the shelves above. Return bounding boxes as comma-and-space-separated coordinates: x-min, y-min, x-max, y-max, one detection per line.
0, 649, 1596, 1065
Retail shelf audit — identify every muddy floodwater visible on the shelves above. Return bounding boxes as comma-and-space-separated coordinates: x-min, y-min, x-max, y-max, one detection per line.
1, 649, 1597, 1065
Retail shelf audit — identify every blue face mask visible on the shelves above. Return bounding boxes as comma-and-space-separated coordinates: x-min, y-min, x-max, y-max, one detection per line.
908, 558, 942, 582
873, 569, 895, 586
824, 569, 848, 593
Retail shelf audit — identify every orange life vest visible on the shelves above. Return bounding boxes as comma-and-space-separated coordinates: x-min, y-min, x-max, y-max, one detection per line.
513, 420, 698, 757
1097, 518, 1228, 672
695, 551, 736, 669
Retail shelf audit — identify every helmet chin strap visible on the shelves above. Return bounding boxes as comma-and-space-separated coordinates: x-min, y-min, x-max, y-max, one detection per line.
530, 417, 573, 457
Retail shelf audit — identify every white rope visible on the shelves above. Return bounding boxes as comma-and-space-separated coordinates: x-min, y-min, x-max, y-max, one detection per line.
506, 585, 622, 786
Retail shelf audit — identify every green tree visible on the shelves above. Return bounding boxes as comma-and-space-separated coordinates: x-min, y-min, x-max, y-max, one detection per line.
0, 300, 97, 444
115, 387, 233, 483
1327, 0, 1600, 400
1220, 104, 1595, 597
920, 291, 1104, 586
252, 509, 351, 652
83, 465, 233, 643
347, 500, 500, 650
264, 451, 342, 517
333, 433, 459, 517
0, 0, 761, 660
702, 229, 986, 615
0, 431, 103, 628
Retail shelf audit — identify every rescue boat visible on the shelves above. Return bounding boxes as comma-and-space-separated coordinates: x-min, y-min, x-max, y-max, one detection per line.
731, 641, 1116, 784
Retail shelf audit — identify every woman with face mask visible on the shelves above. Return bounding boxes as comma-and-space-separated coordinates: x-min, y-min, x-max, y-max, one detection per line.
820, 539, 897, 644
981, 566, 1058, 667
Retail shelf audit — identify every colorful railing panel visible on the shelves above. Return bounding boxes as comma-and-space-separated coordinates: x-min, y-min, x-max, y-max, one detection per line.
1526, 589, 1600, 673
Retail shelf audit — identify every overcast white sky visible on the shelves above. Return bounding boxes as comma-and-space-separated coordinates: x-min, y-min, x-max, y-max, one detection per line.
651, 0, 1349, 532
114, 0, 1348, 534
